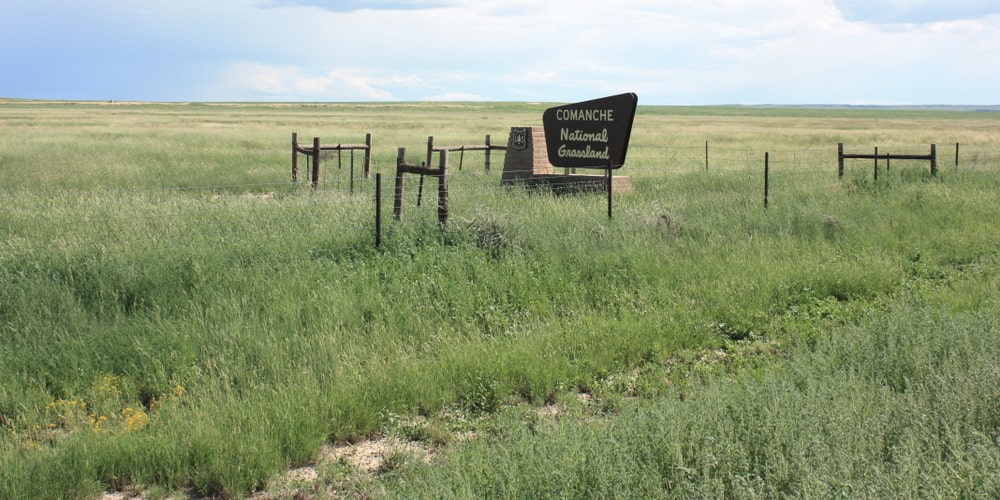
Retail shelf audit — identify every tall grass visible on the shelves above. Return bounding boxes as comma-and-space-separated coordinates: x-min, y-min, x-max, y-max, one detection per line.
1, 100, 999, 497
385, 268, 1000, 498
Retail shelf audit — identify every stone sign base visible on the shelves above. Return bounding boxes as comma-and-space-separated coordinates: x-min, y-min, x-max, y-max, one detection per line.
501, 126, 553, 183
501, 126, 631, 193
513, 174, 632, 193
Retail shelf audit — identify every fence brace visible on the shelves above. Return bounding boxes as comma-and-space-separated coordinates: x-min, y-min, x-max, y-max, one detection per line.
426, 135, 507, 173
395, 147, 449, 225
838, 142, 937, 178
292, 132, 373, 186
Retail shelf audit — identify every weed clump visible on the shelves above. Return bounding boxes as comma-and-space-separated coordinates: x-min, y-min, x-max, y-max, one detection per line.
467, 216, 523, 258
644, 206, 683, 237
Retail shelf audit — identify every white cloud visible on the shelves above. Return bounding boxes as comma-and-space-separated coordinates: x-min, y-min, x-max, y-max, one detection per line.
423, 92, 492, 101
832, 0, 1000, 23
2, 0, 998, 103
219, 63, 396, 100
259, 0, 454, 12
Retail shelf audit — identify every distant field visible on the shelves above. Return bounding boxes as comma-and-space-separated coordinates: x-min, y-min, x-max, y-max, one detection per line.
1, 100, 999, 498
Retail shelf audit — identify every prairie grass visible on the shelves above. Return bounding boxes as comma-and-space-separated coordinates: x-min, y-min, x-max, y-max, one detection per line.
385, 268, 1000, 498
1, 100, 999, 497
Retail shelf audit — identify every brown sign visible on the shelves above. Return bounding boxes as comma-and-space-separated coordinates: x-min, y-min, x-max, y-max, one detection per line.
542, 93, 637, 169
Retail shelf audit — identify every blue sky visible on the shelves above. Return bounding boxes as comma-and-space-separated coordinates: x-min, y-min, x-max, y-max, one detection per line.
1, 0, 998, 104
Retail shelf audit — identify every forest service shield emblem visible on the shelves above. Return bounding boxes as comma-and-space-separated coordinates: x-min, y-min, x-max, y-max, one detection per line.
511, 128, 528, 151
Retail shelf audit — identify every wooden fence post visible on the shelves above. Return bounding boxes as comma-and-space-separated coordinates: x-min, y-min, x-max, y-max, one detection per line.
764, 152, 770, 209
419, 136, 433, 207
375, 173, 383, 247
485, 135, 492, 173
394, 147, 406, 220
426, 136, 434, 170
364, 133, 373, 178
874, 146, 879, 181
931, 144, 938, 176
292, 132, 299, 182
311, 137, 321, 190
838, 142, 844, 178
437, 150, 449, 225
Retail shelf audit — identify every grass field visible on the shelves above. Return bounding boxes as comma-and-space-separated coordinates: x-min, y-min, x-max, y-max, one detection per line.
1, 99, 1000, 498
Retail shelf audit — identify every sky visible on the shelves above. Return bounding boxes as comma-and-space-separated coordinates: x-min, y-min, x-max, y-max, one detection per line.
1, 0, 998, 105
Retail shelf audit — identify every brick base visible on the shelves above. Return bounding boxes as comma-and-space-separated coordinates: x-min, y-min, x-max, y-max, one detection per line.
501, 126, 631, 193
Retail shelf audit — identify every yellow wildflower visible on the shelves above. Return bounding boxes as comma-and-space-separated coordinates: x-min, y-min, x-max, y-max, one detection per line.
90, 414, 109, 433
95, 375, 123, 397
122, 407, 149, 431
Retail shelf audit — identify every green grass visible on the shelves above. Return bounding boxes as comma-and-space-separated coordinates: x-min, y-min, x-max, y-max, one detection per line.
383, 266, 1000, 498
1, 100, 999, 498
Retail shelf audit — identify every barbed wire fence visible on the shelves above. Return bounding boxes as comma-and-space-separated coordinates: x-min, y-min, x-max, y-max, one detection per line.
3, 142, 999, 258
